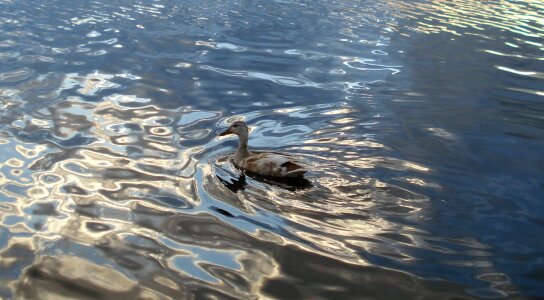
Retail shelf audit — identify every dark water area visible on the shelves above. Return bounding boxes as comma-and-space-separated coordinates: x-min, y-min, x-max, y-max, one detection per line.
0, 0, 543, 299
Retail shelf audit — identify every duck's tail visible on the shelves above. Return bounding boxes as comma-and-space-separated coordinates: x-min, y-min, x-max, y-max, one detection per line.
281, 161, 308, 178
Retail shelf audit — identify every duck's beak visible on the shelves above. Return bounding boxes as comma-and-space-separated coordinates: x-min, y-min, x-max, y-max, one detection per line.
219, 128, 232, 136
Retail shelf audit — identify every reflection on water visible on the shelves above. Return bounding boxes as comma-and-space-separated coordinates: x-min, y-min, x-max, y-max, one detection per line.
0, 0, 543, 299
394, 0, 543, 38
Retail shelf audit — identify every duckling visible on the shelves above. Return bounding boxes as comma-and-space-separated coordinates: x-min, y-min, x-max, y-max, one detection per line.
219, 121, 308, 178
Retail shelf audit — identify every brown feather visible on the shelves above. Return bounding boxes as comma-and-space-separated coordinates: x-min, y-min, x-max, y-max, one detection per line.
281, 161, 303, 172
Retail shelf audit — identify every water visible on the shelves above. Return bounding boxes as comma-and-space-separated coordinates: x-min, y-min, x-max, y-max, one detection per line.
0, 0, 543, 298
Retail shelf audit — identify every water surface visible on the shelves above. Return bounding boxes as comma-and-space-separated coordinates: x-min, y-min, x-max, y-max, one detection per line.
0, 0, 543, 299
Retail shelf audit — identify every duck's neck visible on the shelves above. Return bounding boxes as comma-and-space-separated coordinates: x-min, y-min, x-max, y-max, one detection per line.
234, 134, 251, 164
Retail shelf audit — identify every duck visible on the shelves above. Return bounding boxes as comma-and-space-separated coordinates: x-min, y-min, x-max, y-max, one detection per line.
219, 121, 308, 178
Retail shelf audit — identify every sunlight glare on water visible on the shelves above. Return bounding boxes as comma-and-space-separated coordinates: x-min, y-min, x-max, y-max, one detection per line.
0, 0, 543, 299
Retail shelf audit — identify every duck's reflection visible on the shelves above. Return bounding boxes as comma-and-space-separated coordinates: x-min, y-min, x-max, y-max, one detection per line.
216, 173, 312, 193
216, 174, 248, 192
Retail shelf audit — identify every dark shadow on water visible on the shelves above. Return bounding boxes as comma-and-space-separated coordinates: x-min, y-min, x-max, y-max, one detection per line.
216, 174, 248, 193
216, 172, 312, 193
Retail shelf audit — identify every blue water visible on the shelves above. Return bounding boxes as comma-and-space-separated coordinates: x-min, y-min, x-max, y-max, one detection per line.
0, 0, 543, 298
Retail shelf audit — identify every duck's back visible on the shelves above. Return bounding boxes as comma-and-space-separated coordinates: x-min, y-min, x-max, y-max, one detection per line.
239, 152, 307, 178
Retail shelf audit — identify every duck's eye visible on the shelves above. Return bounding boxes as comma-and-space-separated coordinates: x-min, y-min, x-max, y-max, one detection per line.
233, 124, 239, 128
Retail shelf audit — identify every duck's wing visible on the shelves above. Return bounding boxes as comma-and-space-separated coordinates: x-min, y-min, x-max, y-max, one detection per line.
241, 153, 308, 178
280, 161, 308, 178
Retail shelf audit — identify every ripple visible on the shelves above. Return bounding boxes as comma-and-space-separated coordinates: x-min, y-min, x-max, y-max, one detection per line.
0, 0, 542, 298
61, 72, 120, 96
86, 30, 102, 38
496, 66, 544, 79
393, 0, 544, 39
0, 68, 34, 83
201, 65, 326, 88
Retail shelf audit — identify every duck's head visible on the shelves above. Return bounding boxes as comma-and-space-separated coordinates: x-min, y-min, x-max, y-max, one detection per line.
219, 120, 248, 137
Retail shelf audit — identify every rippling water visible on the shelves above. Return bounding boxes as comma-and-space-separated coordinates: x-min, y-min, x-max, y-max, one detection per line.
0, 0, 543, 299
